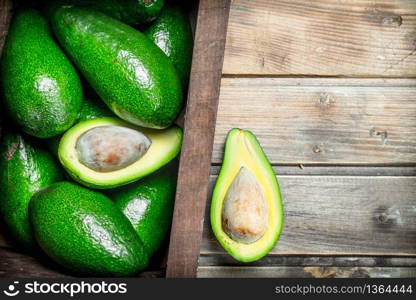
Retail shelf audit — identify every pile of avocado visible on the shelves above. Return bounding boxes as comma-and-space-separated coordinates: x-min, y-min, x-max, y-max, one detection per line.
0, 0, 192, 276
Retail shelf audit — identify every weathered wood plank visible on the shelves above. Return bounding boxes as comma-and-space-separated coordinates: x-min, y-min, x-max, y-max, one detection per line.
166, 0, 231, 278
199, 255, 416, 267
211, 166, 416, 176
223, 0, 416, 76
197, 266, 416, 278
212, 78, 416, 164
202, 175, 416, 255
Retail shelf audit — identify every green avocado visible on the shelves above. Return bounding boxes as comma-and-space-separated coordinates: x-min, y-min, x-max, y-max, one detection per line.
0, 9, 83, 138
78, 97, 115, 122
48, 6, 183, 129
210, 129, 284, 262
0, 130, 63, 249
29, 181, 149, 276
48, 0, 164, 25
58, 118, 182, 189
47, 97, 115, 156
109, 162, 178, 256
144, 4, 193, 88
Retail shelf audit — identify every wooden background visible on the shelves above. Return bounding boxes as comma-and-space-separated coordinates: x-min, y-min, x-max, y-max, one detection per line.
198, 0, 416, 278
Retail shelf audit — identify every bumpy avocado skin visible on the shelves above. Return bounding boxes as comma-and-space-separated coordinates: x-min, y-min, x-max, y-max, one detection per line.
144, 4, 193, 88
48, 0, 164, 25
29, 181, 149, 276
109, 162, 178, 256
48, 6, 183, 129
0, 130, 63, 249
0, 9, 83, 138
211, 129, 284, 262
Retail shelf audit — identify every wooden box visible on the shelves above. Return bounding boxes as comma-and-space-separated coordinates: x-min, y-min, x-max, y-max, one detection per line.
1, 0, 416, 278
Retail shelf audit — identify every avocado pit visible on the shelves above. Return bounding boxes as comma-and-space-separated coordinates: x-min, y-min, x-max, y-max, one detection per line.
76, 126, 151, 172
222, 166, 269, 244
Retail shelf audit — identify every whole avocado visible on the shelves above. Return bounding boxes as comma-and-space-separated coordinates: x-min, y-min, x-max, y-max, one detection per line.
0, 130, 63, 249
144, 4, 193, 88
48, 6, 183, 129
29, 181, 149, 276
0, 9, 83, 138
109, 162, 178, 256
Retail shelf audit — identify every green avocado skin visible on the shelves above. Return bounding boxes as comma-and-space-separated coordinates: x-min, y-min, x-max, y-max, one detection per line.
0, 9, 83, 138
0, 130, 63, 249
49, 7, 183, 129
109, 162, 178, 256
29, 181, 149, 276
48, 0, 164, 25
144, 4, 193, 88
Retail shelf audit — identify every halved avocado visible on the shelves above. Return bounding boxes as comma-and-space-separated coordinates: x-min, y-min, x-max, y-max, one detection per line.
210, 128, 284, 262
58, 117, 182, 189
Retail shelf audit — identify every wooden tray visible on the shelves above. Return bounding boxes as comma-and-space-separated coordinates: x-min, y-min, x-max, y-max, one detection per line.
0, 0, 231, 278
2, 0, 416, 279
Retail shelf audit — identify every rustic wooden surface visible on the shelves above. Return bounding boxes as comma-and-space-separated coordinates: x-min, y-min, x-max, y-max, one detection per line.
201, 0, 416, 278
222, 0, 416, 76
0, 0, 11, 54
165, 0, 231, 278
212, 78, 416, 164
202, 175, 416, 255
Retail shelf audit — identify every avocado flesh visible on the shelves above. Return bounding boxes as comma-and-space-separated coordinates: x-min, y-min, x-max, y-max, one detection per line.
211, 129, 284, 262
0, 9, 83, 138
29, 181, 148, 276
76, 125, 151, 172
59, 118, 183, 189
47, 0, 164, 25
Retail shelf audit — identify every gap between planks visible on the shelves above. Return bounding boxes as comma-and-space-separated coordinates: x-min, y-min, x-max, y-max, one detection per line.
212, 77, 416, 165
223, 0, 416, 77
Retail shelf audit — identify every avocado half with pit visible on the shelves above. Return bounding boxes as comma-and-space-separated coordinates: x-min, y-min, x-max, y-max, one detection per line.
210, 129, 284, 262
58, 117, 182, 189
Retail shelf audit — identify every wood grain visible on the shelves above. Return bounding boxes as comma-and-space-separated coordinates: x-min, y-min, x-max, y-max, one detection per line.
166, 0, 231, 278
197, 266, 416, 278
211, 165, 416, 176
212, 78, 416, 164
223, 0, 416, 76
0, 0, 11, 54
202, 175, 416, 255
